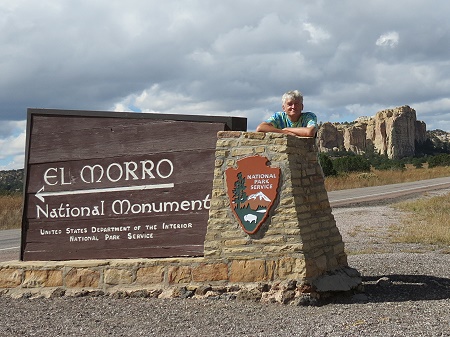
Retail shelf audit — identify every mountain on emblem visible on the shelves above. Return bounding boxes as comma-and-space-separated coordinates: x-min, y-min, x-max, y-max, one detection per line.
248, 191, 271, 202
225, 156, 280, 235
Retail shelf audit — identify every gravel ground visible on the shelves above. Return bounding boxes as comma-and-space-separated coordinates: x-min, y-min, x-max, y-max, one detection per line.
0, 191, 449, 336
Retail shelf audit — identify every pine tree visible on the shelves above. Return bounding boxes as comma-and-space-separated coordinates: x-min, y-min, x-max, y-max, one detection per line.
232, 172, 247, 207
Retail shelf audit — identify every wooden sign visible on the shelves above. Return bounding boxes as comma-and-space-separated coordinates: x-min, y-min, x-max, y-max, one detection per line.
21, 109, 246, 261
225, 156, 280, 234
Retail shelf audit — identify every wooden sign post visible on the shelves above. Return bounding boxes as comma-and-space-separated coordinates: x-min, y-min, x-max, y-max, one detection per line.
21, 109, 246, 261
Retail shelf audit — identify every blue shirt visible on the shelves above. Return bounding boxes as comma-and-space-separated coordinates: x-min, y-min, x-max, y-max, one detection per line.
265, 111, 317, 129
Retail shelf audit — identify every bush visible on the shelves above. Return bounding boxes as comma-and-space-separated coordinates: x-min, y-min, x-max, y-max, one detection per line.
428, 154, 450, 168
333, 155, 371, 173
318, 153, 337, 176
375, 159, 406, 171
411, 157, 426, 169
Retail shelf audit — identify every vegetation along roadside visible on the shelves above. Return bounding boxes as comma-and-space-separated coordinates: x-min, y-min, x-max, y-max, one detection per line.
391, 192, 450, 249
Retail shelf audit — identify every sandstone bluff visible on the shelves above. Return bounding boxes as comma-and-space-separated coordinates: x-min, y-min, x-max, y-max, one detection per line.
317, 105, 427, 159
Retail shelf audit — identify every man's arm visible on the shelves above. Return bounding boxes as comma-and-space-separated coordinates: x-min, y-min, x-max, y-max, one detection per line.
282, 126, 316, 137
256, 122, 296, 135
256, 122, 316, 137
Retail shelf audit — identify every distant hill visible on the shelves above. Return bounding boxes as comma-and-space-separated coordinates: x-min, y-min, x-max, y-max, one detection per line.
0, 169, 24, 194
427, 129, 450, 148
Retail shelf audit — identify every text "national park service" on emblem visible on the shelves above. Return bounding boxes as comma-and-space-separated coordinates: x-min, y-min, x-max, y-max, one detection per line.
225, 156, 280, 234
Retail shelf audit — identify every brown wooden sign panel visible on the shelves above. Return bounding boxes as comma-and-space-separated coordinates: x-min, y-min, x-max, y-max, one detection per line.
21, 109, 246, 261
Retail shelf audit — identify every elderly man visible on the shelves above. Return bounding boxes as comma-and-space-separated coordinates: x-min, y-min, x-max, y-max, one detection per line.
256, 90, 317, 137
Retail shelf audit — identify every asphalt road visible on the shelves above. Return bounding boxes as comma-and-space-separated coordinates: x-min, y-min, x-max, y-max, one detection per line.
0, 228, 21, 261
328, 175, 450, 207
1, 176, 449, 262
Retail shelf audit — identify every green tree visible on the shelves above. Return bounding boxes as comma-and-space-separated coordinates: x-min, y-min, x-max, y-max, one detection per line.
318, 153, 337, 176
232, 172, 247, 207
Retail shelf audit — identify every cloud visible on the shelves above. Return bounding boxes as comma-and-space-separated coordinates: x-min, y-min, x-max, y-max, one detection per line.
376, 31, 400, 48
0, 121, 26, 170
303, 22, 330, 44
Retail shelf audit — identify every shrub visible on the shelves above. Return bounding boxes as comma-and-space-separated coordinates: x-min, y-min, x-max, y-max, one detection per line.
333, 155, 371, 173
428, 154, 450, 168
318, 153, 337, 176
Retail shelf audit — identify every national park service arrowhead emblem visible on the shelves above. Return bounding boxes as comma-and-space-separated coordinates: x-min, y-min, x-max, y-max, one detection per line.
225, 156, 280, 235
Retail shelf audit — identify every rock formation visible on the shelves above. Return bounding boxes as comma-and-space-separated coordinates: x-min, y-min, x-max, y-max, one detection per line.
317, 106, 427, 159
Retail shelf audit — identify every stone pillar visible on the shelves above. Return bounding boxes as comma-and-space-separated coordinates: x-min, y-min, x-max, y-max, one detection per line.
205, 131, 360, 291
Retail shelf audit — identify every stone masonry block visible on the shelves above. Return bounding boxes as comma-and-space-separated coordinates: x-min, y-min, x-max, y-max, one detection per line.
231, 147, 254, 157
135, 266, 165, 284
0, 269, 23, 288
218, 131, 241, 138
23, 270, 63, 288
268, 145, 288, 153
226, 159, 236, 167
267, 153, 289, 162
224, 239, 250, 247
192, 263, 228, 282
222, 247, 260, 256
262, 244, 303, 254
277, 257, 306, 279
168, 266, 192, 284
104, 268, 133, 285
65, 268, 100, 288
213, 150, 230, 159
243, 132, 266, 139
216, 139, 240, 148
238, 138, 267, 146
254, 146, 266, 153
256, 235, 285, 245
333, 242, 346, 255
229, 260, 273, 283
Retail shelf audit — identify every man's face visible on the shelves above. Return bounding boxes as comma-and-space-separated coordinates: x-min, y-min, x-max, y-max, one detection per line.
282, 98, 303, 122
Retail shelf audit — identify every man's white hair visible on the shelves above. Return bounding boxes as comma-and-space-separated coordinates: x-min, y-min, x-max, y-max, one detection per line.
282, 90, 303, 104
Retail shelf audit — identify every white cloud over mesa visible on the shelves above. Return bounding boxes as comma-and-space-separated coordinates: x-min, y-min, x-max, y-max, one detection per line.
1, 1, 450, 170
0, 121, 26, 170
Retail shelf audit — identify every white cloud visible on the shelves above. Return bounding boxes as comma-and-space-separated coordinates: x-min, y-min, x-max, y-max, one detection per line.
0, 121, 26, 170
376, 31, 399, 48
303, 22, 330, 44
0, 154, 24, 171
412, 98, 450, 131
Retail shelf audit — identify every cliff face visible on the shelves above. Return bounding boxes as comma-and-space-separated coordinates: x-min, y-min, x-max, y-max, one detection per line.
317, 106, 427, 159
317, 122, 344, 151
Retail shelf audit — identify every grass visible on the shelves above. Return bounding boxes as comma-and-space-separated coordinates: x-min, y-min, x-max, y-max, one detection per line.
0, 194, 23, 230
391, 192, 450, 247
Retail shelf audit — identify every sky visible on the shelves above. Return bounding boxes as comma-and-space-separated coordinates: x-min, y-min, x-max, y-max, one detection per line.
1, 0, 450, 170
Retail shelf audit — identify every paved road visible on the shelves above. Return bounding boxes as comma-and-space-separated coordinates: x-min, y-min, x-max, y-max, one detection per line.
1, 176, 449, 262
328, 176, 450, 207
0, 228, 21, 261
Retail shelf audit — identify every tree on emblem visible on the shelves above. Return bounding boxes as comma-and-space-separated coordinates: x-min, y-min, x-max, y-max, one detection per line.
232, 172, 247, 208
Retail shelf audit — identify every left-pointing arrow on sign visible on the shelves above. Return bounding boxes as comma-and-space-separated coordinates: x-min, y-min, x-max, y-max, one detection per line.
35, 183, 175, 202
